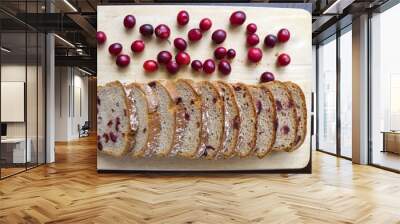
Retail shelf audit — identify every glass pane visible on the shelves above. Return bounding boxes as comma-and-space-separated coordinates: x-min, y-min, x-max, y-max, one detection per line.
318, 37, 337, 154
1, 31, 27, 177
371, 5, 400, 171
340, 29, 352, 158
38, 32, 45, 165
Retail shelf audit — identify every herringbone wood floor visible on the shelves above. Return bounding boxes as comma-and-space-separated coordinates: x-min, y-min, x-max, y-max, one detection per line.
1, 135, 400, 224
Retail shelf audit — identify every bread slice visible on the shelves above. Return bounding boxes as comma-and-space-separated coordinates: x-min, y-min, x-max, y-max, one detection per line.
262, 81, 298, 151
97, 81, 134, 157
214, 81, 240, 159
232, 83, 257, 157
171, 79, 202, 158
284, 81, 307, 151
248, 85, 277, 158
148, 80, 177, 157
125, 83, 160, 157
197, 81, 224, 159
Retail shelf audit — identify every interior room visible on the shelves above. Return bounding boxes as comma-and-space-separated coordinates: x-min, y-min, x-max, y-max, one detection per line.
1, 0, 400, 223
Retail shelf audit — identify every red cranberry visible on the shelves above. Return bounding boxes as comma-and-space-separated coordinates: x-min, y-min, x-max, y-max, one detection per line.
227, 49, 236, 59
143, 60, 158, 72
108, 43, 122, 56
96, 31, 107, 44
175, 51, 191, 65
247, 34, 259, 46
173, 38, 187, 51
131, 40, 145, 53
116, 54, 130, 67
218, 60, 231, 75
203, 59, 216, 74
230, 11, 246, 26
177, 10, 189, 26
139, 24, 154, 36
212, 29, 227, 44
264, 34, 277, 48
199, 18, 212, 31
247, 47, 263, 63
260, 72, 275, 83
277, 53, 291, 66
191, 60, 202, 71
123, 15, 136, 29
166, 60, 180, 74
188, 28, 202, 42
214, 47, 227, 59
277, 28, 290, 43
246, 23, 257, 34
157, 51, 172, 64
155, 24, 171, 39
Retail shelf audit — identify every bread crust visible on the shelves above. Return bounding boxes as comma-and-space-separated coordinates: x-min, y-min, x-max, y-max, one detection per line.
214, 81, 240, 159
233, 83, 257, 157
284, 81, 307, 151
97, 81, 135, 157
262, 81, 298, 152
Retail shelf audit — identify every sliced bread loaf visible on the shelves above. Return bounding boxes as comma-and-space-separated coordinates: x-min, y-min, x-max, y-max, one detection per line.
148, 80, 177, 157
171, 79, 202, 159
214, 81, 240, 159
262, 81, 298, 151
232, 83, 257, 157
97, 81, 134, 157
249, 85, 277, 158
197, 81, 224, 159
284, 81, 307, 151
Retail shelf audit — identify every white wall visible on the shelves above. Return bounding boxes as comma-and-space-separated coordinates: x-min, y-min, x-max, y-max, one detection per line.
54, 67, 89, 141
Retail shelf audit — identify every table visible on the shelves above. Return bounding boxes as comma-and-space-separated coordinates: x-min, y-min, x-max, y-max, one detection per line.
1, 138, 31, 164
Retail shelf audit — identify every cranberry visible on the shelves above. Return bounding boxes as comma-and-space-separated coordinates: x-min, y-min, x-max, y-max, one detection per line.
218, 60, 231, 75
131, 40, 145, 53
247, 34, 259, 46
281, 125, 290, 134
277, 28, 290, 43
177, 10, 189, 26
143, 60, 158, 72
277, 53, 291, 66
214, 47, 227, 59
175, 51, 191, 65
247, 48, 263, 63
188, 28, 202, 42
108, 43, 122, 56
166, 60, 180, 74
116, 54, 130, 67
155, 24, 171, 39
191, 60, 202, 71
157, 51, 172, 64
203, 59, 216, 74
264, 34, 277, 48
139, 24, 154, 36
227, 49, 236, 59
230, 11, 246, 26
109, 132, 118, 142
260, 72, 275, 83
123, 15, 136, 29
212, 29, 227, 44
199, 18, 212, 31
96, 31, 107, 44
174, 38, 187, 51
246, 23, 257, 34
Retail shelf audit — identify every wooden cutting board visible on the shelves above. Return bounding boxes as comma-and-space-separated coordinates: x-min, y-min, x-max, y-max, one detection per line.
97, 5, 312, 172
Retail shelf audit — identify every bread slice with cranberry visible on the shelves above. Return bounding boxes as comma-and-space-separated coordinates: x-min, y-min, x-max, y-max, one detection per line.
232, 83, 257, 157
171, 79, 202, 159
248, 85, 277, 158
284, 81, 307, 151
125, 83, 160, 158
262, 81, 298, 152
197, 81, 224, 159
97, 81, 134, 157
214, 81, 240, 159
148, 80, 177, 157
